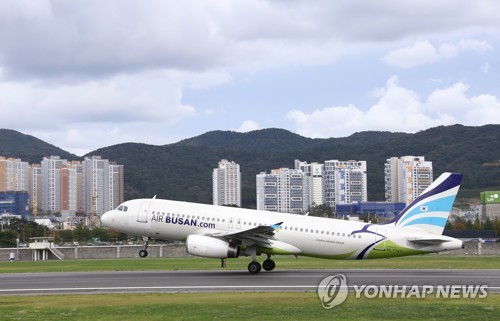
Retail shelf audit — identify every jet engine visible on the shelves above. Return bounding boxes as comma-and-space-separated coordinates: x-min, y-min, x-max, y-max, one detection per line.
186, 235, 240, 258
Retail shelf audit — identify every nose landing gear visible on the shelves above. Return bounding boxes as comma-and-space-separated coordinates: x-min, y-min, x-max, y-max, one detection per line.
139, 236, 150, 258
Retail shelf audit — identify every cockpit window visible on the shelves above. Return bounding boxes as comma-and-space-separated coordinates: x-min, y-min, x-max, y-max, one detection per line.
116, 205, 128, 212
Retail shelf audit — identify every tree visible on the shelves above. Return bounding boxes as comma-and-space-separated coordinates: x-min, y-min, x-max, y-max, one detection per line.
54, 230, 74, 244
73, 224, 92, 243
494, 218, 500, 236
473, 215, 482, 230
359, 213, 379, 224
0, 230, 17, 247
92, 227, 113, 242
1, 219, 49, 245
308, 204, 334, 218
452, 217, 466, 230
484, 217, 494, 230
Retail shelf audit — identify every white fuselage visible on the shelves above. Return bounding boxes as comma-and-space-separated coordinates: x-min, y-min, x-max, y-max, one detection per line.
101, 198, 463, 260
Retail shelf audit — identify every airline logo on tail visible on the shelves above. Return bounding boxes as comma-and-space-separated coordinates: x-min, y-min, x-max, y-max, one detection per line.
386, 172, 464, 234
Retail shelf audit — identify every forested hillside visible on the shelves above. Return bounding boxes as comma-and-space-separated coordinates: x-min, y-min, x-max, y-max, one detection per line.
0, 129, 78, 163
1, 125, 499, 207
87, 124, 500, 207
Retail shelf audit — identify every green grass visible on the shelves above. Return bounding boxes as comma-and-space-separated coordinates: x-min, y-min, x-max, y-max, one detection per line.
1, 256, 498, 320
1, 255, 499, 273
0, 292, 498, 321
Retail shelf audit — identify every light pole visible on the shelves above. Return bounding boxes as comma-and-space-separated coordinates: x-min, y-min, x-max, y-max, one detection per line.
16, 237, 19, 261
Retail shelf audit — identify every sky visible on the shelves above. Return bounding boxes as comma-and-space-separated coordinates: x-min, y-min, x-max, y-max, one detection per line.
0, 0, 499, 156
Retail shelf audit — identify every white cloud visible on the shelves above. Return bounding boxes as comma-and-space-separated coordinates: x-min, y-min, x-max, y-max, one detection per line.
0, 1, 499, 154
381, 39, 492, 68
1, 2, 497, 79
236, 120, 260, 132
424, 82, 500, 124
0, 70, 196, 129
288, 76, 500, 138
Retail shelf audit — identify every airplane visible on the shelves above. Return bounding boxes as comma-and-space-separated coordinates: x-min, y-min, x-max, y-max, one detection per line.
101, 172, 464, 274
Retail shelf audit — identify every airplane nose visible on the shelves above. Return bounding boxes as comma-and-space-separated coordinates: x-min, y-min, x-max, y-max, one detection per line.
101, 211, 111, 227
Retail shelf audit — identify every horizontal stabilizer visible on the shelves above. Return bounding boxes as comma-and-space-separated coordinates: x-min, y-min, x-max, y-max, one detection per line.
408, 237, 450, 245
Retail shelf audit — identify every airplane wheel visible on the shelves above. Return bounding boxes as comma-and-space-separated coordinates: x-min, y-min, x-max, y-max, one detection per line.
139, 250, 148, 258
263, 259, 275, 271
248, 261, 262, 274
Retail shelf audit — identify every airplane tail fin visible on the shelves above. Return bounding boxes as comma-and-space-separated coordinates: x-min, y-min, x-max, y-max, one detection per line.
385, 172, 463, 235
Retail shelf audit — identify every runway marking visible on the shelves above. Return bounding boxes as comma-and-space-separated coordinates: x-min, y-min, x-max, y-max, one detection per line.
0, 285, 318, 293
2, 286, 499, 294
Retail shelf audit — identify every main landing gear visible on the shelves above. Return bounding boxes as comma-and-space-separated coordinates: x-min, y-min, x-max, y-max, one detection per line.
139, 236, 149, 258
247, 253, 276, 274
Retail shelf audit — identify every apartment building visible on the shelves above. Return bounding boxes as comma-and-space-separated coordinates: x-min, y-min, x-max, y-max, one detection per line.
384, 156, 433, 205
256, 168, 307, 214
213, 159, 241, 207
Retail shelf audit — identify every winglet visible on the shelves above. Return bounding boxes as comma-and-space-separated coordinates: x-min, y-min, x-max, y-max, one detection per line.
272, 222, 283, 230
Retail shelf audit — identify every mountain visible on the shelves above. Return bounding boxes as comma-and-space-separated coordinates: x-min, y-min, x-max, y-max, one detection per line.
2, 125, 499, 207
176, 128, 317, 152
0, 129, 79, 164
88, 124, 500, 206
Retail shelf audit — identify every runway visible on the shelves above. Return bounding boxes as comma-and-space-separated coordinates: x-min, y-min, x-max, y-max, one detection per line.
1, 269, 499, 295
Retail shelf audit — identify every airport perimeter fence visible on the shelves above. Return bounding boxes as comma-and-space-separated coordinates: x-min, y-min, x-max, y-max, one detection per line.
1, 240, 499, 261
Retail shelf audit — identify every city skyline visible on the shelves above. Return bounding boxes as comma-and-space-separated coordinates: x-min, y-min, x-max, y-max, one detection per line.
1, 2, 499, 155
0, 155, 124, 217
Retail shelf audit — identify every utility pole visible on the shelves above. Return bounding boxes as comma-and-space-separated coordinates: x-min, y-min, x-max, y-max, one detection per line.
33, 191, 37, 219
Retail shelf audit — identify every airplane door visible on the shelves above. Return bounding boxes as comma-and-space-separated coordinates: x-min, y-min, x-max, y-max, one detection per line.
374, 229, 386, 251
228, 217, 234, 228
236, 218, 241, 229
137, 201, 150, 223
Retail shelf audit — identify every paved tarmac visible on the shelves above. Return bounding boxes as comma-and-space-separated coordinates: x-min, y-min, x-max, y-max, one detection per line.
1, 269, 499, 295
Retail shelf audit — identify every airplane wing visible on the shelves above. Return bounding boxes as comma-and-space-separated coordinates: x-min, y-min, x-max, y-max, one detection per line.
205, 222, 283, 247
